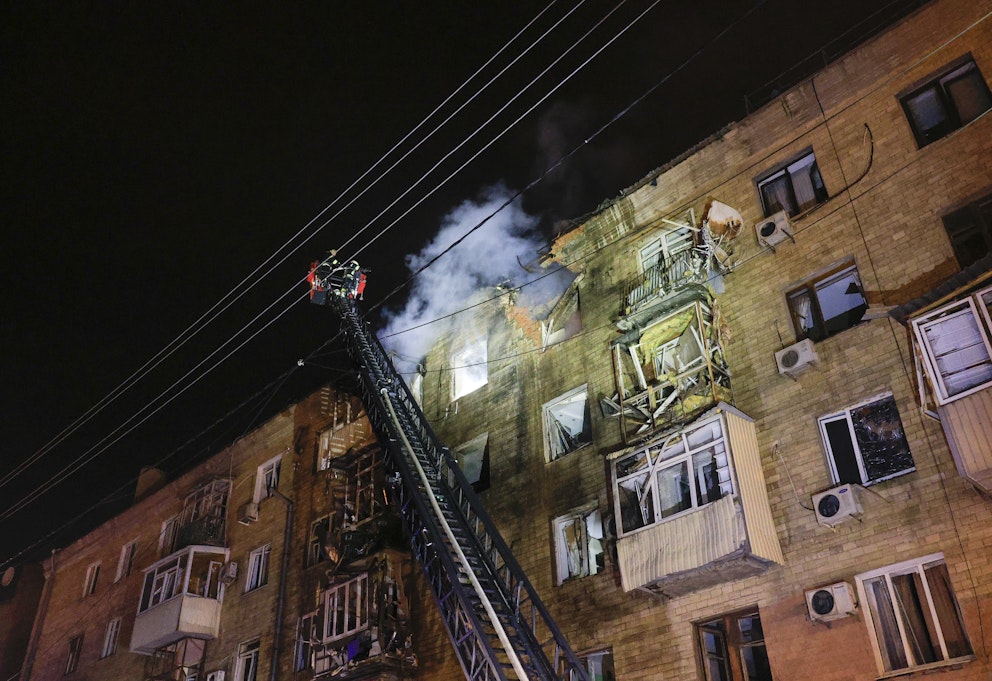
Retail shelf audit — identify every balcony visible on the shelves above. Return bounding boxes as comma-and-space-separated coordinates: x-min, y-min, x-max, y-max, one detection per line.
130, 546, 229, 654
610, 405, 782, 597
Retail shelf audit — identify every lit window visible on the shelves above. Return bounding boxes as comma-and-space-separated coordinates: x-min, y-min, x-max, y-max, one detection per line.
856, 554, 973, 674
245, 545, 271, 592
818, 393, 914, 485
571, 649, 615, 681
757, 150, 828, 217
900, 56, 992, 148
254, 455, 282, 503
696, 609, 772, 681
912, 287, 992, 404
943, 194, 992, 268
613, 414, 732, 536
553, 505, 604, 584
787, 261, 867, 342
100, 618, 121, 659
452, 340, 488, 399
543, 386, 592, 462
65, 634, 84, 674
324, 573, 369, 642
307, 516, 333, 567
115, 541, 137, 582
82, 562, 100, 597
234, 639, 261, 681
451, 433, 490, 492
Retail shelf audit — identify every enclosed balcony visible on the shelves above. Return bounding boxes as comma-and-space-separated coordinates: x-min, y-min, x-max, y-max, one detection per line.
609, 405, 782, 597
130, 545, 230, 654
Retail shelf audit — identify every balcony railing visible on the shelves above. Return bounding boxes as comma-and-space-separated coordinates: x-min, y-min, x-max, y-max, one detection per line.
622, 249, 706, 317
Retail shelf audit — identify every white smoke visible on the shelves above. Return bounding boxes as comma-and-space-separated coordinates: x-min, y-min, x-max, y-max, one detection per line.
379, 184, 569, 374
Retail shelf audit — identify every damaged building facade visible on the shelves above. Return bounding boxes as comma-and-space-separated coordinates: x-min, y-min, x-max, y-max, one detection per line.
19, 386, 430, 681
411, 0, 992, 678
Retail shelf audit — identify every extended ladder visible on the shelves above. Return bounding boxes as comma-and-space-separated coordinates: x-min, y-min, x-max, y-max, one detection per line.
309, 260, 588, 681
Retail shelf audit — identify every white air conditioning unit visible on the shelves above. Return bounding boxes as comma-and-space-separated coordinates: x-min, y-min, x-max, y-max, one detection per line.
806, 582, 857, 622
220, 562, 238, 585
755, 211, 794, 250
775, 339, 818, 378
238, 501, 259, 525
812, 484, 863, 527
206, 671, 226, 681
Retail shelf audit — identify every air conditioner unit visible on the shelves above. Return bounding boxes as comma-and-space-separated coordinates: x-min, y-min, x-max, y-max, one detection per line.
206, 671, 226, 681
805, 581, 857, 622
755, 211, 794, 250
220, 562, 238, 585
238, 501, 259, 525
775, 339, 818, 378
812, 484, 862, 527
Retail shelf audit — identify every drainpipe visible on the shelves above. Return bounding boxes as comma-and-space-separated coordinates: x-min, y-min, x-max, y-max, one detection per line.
20, 549, 57, 681
268, 489, 294, 681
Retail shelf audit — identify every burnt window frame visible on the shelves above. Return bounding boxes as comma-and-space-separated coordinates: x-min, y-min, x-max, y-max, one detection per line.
899, 55, 992, 148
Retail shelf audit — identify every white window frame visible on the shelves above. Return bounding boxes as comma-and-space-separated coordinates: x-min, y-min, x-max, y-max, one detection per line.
855, 553, 973, 675
254, 455, 282, 503
612, 413, 734, 537
553, 504, 604, 585
115, 540, 137, 582
295, 611, 317, 672
245, 545, 271, 592
912, 287, 992, 405
100, 617, 121, 658
639, 226, 694, 272
543, 385, 592, 462
234, 639, 260, 681
323, 573, 369, 642
451, 339, 488, 400
138, 546, 230, 613
787, 260, 867, 342
82, 561, 100, 597
817, 392, 915, 486
66, 633, 83, 674
307, 515, 332, 567
159, 515, 179, 556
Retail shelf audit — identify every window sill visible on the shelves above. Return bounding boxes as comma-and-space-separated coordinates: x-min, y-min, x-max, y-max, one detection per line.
876, 655, 975, 679
546, 442, 593, 464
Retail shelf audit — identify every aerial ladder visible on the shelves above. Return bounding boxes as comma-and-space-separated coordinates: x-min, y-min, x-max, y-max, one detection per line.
308, 256, 589, 681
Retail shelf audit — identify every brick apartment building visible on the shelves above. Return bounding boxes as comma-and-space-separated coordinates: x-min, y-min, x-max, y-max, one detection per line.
12, 0, 992, 679
410, 0, 992, 678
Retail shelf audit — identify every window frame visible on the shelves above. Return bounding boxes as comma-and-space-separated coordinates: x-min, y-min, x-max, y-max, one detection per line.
245, 544, 271, 593
817, 392, 915, 486
234, 639, 261, 681
159, 515, 179, 557
323, 573, 369, 643
82, 562, 100, 597
138, 546, 229, 614
855, 553, 974, 675
115, 540, 137, 582
639, 226, 695, 273
912, 287, 992, 405
612, 413, 734, 537
451, 339, 488, 400
253, 455, 282, 503
899, 55, 992, 148
65, 634, 84, 674
100, 617, 122, 659
451, 432, 490, 492
786, 260, 868, 342
295, 611, 317, 672
756, 148, 828, 218
307, 515, 332, 567
570, 648, 615, 681
942, 193, 992, 268
696, 608, 772, 681
542, 385, 592, 462
552, 504, 605, 585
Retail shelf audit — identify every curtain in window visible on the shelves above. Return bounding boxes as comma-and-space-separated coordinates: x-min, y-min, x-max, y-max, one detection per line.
789, 290, 815, 336
760, 174, 793, 215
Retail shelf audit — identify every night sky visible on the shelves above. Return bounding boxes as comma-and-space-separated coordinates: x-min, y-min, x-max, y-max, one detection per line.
1, 1, 911, 567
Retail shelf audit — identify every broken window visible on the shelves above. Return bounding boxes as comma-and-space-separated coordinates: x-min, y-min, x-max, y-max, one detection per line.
542, 282, 582, 349
787, 261, 867, 342
139, 546, 228, 613
335, 447, 387, 528
451, 433, 490, 492
612, 414, 732, 535
234, 639, 260, 681
324, 573, 369, 642
553, 505, 604, 584
307, 515, 333, 567
943, 193, 992, 268
66, 634, 84, 674
254, 455, 282, 503
245, 544, 271, 592
819, 392, 914, 485
177, 479, 230, 549
900, 55, 992, 148
912, 287, 992, 404
452, 339, 488, 399
757, 149, 828, 217
543, 386, 592, 462
317, 402, 370, 471
696, 609, 772, 681
571, 649, 616, 681
82, 561, 100, 597
115, 540, 137, 582
639, 225, 695, 272
856, 554, 972, 674
295, 612, 317, 671
159, 515, 178, 557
